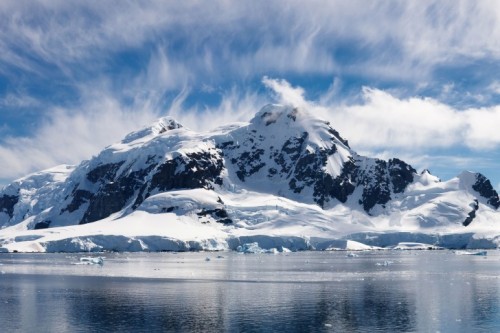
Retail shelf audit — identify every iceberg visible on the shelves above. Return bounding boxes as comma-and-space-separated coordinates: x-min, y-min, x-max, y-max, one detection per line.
454, 250, 487, 256
78, 256, 104, 265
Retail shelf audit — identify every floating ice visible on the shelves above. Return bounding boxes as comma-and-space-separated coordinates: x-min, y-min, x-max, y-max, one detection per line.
78, 257, 104, 265
236, 242, 282, 254
375, 260, 394, 266
454, 250, 487, 256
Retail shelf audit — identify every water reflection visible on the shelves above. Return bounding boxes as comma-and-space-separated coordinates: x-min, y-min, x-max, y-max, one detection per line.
0, 252, 498, 332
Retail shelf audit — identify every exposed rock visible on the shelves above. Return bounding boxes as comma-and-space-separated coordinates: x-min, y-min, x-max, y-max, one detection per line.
61, 188, 93, 214
232, 149, 266, 181
34, 220, 51, 229
0, 194, 18, 219
472, 173, 500, 209
197, 208, 233, 224
0, 104, 497, 234
388, 158, 416, 193
312, 160, 357, 207
87, 162, 124, 183
157, 118, 183, 134
150, 150, 224, 191
81, 165, 156, 224
463, 199, 479, 227
358, 160, 391, 212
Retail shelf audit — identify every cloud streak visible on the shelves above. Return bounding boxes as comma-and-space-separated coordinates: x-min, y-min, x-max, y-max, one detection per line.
1, 77, 500, 187
2, 1, 500, 84
1, 1, 500, 188
0, 95, 160, 181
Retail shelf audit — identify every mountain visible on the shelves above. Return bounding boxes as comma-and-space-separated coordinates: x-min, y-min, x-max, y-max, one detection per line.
0, 104, 499, 252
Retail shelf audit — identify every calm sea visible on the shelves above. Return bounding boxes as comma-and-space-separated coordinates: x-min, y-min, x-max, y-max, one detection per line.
0, 251, 498, 332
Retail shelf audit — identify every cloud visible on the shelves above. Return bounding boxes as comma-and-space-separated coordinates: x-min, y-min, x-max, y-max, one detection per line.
2, 1, 500, 84
329, 88, 466, 150
168, 87, 266, 132
0, 95, 160, 181
259, 78, 500, 155
0, 81, 265, 183
262, 77, 307, 107
464, 106, 500, 149
0, 92, 40, 108
487, 81, 500, 95
1, 77, 500, 188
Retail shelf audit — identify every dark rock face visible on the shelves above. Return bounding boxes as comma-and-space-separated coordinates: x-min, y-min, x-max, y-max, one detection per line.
358, 160, 392, 212
388, 159, 416, 193
463, 199, 479, 227
0, 194, 18, 218
158, 119, 183, 133
87, 162, 124, 183
357, 159, 415, 212
219, 125, 415, 212
220, 133, 267, 182
265, 130, 357, 207
34, 220, 51, 229
311, 160, 357, 207
326, 124, 350, 148
197, 208, 233, 224
78, 150, 225, 225
150, 150, 224, 191
61, 188, 93, 214
472, 174, 500, 209
232, 149, 266, 181
274, 132, 310, 175
81, 164, 156, 224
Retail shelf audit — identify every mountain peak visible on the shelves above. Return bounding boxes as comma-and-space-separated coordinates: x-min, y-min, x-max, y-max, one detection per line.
1, 102, 499, 252
248, 104, 350, 149
251, 104, 300, 126
121, 116, 183, 144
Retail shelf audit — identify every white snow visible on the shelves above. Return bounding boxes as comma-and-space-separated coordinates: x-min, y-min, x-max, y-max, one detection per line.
0, 104, 499, 252
389, 242, 442, 250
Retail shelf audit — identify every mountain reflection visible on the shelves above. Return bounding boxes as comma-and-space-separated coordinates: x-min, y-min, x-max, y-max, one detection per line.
59, 277, 417, 332
0, 252, 498, 332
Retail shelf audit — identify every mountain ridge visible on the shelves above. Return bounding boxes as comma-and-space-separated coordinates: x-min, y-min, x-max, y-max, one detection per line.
0, 104, 498, 252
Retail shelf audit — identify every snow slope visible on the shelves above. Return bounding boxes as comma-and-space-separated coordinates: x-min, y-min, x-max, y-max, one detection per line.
0, 104, 499, 252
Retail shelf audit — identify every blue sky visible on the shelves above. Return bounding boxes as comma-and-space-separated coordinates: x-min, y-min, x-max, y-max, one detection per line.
1, 1, 500, 190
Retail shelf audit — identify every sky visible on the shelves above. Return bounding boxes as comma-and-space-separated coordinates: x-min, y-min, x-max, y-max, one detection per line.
1, 1, 500, 191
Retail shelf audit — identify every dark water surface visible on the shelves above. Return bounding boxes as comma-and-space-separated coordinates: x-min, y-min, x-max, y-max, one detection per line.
0, 251, 499, 332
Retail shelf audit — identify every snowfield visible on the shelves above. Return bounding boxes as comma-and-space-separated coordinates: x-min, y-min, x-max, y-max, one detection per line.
0, 104, 499, 252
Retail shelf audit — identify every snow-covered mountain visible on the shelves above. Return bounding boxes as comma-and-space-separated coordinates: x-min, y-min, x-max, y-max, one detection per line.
1, 104, 499, 252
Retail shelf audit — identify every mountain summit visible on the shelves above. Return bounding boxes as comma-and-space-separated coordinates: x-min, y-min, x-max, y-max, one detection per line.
1, 104, 499, 252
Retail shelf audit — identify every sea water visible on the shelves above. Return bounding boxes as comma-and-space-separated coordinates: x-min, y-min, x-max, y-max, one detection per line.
0, 251, 498, 332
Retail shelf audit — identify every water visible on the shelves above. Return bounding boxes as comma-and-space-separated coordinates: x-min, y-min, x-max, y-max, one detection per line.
0, 251, 499, 332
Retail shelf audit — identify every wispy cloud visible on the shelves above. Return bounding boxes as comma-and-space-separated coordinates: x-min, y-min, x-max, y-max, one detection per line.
0, 92, 40, 108
2, 1, 500, 84
2, 1, 500, 188
1, 77, 500, 186
263, 77, 500, 154
0, 95, 160, 181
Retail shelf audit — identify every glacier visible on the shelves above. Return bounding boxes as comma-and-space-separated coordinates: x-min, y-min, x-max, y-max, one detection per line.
0, 104, 499, 252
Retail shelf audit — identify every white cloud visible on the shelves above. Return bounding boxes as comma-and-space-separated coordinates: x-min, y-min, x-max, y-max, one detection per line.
487, 81, 500, 95
169, 88, 265, 132
0, 82, 265, 183
464, 106, 500, 149
2, 1, 500, 82
262, 77, 307, 108
0, 96, 160, 181
1, 77, 500, 187
328, 88, 466, 150
0, 92, 40, 108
